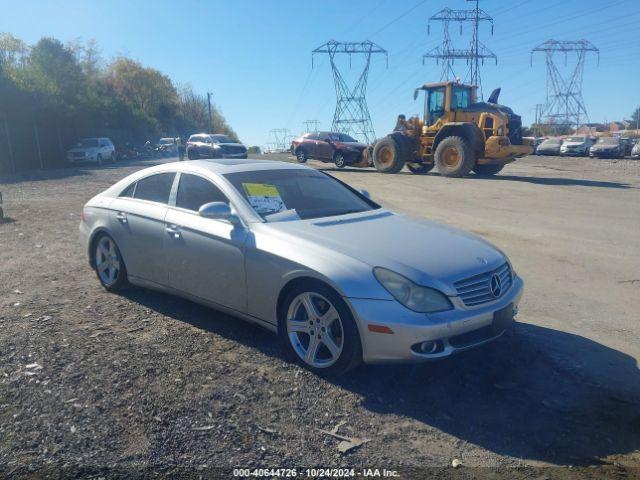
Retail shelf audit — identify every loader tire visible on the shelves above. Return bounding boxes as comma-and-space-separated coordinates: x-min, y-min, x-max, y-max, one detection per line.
389, 132, 414, 161
373, 137, 405, 174
434, 136, 475, 177
473, 164, 504, 176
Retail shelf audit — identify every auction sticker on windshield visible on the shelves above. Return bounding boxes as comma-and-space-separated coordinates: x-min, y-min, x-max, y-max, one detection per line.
242, 183, 286, 214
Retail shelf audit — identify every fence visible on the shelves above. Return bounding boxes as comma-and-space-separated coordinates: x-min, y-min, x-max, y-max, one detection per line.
0, 116, 138, 178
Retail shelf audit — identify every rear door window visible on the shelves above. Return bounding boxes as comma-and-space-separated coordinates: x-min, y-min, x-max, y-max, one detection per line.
133, 173, 176, 204
175, 174, 229, 212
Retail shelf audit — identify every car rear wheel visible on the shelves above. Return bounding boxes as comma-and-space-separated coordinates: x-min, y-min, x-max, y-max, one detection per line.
295, 148, 308, 163
333, 152, 346, 168
279, 282, 362, 376
94, 234, 128, 291
434, 136, 475, 177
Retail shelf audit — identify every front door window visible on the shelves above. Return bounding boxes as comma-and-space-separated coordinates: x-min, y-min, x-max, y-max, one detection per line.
426, 88, 445, 125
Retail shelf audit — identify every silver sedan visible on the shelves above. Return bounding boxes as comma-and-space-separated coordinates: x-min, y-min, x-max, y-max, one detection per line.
79, 159, 523, 375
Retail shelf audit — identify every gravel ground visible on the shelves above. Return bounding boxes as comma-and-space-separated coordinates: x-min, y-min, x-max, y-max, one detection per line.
0, 155, 639, 479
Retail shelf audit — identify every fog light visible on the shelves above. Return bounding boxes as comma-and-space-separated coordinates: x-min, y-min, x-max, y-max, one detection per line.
419, 340, 438, 354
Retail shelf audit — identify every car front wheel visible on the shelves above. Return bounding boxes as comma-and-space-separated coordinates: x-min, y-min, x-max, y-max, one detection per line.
333, 152, 346, 168
279, 282, 362, 376
295, 148, 308, 163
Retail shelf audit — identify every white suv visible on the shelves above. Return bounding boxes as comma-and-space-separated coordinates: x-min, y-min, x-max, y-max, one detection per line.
67, 138, 116, 165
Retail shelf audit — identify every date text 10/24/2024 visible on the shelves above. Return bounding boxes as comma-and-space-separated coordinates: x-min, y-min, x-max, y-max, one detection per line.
233, 468, 400, 478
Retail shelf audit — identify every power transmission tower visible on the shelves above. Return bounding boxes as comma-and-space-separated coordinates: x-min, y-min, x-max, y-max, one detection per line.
531, 40, 599, 132
303, 120, 321, 133
312, 40, 387, 144
269, 129, 291, 152
424, 0, 496, 95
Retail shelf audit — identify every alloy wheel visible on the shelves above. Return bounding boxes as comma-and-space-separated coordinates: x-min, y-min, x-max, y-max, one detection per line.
96, 236, 120, 287
286, 292, 344, 368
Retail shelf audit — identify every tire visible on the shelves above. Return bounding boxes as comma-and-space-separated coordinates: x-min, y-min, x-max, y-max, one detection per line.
372, 137, 405, 174
434, 136, 475, 177
97, 154, 103, 166
93, 233, 129, 292
407, 163, 434, 174
389, 132, 414, 161
333, 151, 346, 168
473, 164, 504, 176
278, 281, 362, 376
187, 148, 197, 160
295, 148, 308, 163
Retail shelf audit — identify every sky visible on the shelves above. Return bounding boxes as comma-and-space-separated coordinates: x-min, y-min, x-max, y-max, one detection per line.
1, 0, 639, 147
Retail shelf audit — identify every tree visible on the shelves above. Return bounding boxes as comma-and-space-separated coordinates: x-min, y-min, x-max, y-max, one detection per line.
107, 57, 178, 132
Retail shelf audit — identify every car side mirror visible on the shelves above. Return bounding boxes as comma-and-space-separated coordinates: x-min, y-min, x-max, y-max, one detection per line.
199, 202, 241, 225
359, 189, 371, 199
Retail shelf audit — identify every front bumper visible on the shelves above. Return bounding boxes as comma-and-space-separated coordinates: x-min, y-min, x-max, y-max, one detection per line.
348, 275, 524, 364
590, 150, 620, 158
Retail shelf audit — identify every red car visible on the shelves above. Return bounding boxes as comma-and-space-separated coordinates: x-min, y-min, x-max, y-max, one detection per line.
290, 132, 368, 168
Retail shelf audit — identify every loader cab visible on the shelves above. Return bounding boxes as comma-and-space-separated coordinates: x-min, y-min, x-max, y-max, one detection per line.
414, 82, 476, 126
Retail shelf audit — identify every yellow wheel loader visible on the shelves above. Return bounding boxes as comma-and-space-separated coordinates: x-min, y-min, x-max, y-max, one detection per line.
369, 81, 532, 177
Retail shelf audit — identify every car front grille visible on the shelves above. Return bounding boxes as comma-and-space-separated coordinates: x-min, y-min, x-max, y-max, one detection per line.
220, 145, 246, 155
454, 263, 512, 307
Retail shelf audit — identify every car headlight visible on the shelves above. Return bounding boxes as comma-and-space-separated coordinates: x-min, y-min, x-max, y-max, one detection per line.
373, 267, 453, 313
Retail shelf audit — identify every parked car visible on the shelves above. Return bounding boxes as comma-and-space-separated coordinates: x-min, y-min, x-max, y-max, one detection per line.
79, 159, 523, 375
589, 137, 623, 158
530, 137, 546, 155
631, 140, 640, 158
619, 137, 634, 157
290, 132, 368, 168
186, 134, 248, 160
535, 138, 563, 156
67, 137, 116, 165
158, 137, 178, 156
560, 135, 593, 156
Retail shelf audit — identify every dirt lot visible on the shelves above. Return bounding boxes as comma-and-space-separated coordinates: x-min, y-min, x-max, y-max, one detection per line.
1, 154, 639, 478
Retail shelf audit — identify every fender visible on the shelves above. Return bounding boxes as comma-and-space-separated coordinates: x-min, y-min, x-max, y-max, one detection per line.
433, 122, 485, 155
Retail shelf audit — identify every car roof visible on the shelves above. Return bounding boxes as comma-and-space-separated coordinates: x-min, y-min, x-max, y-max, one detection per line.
144, 159, 309, 175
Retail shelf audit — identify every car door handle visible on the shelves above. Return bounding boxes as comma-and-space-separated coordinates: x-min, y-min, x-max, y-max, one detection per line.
165, 225, 181, 238
116, 212, 128, 224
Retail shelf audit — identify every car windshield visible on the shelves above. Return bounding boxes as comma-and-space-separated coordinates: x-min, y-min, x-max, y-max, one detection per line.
77, 138, 99, 148
542, 139, 561, 146
597, 137, 619, 145
159, 138, 174, 144
329, 133, 357, 142
567, 136, 585, 142
211, 135, 234, 144
224, 169, 377, 221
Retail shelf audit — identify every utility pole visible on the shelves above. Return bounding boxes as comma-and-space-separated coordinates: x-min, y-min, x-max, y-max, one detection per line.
531, 40, 599, 133
207, 91, 214, 133
424, 1, 496, 96
312, 41, 387, 144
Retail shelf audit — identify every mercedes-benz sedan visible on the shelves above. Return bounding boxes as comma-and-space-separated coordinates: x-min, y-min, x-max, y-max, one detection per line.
79, 159, 523, 375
